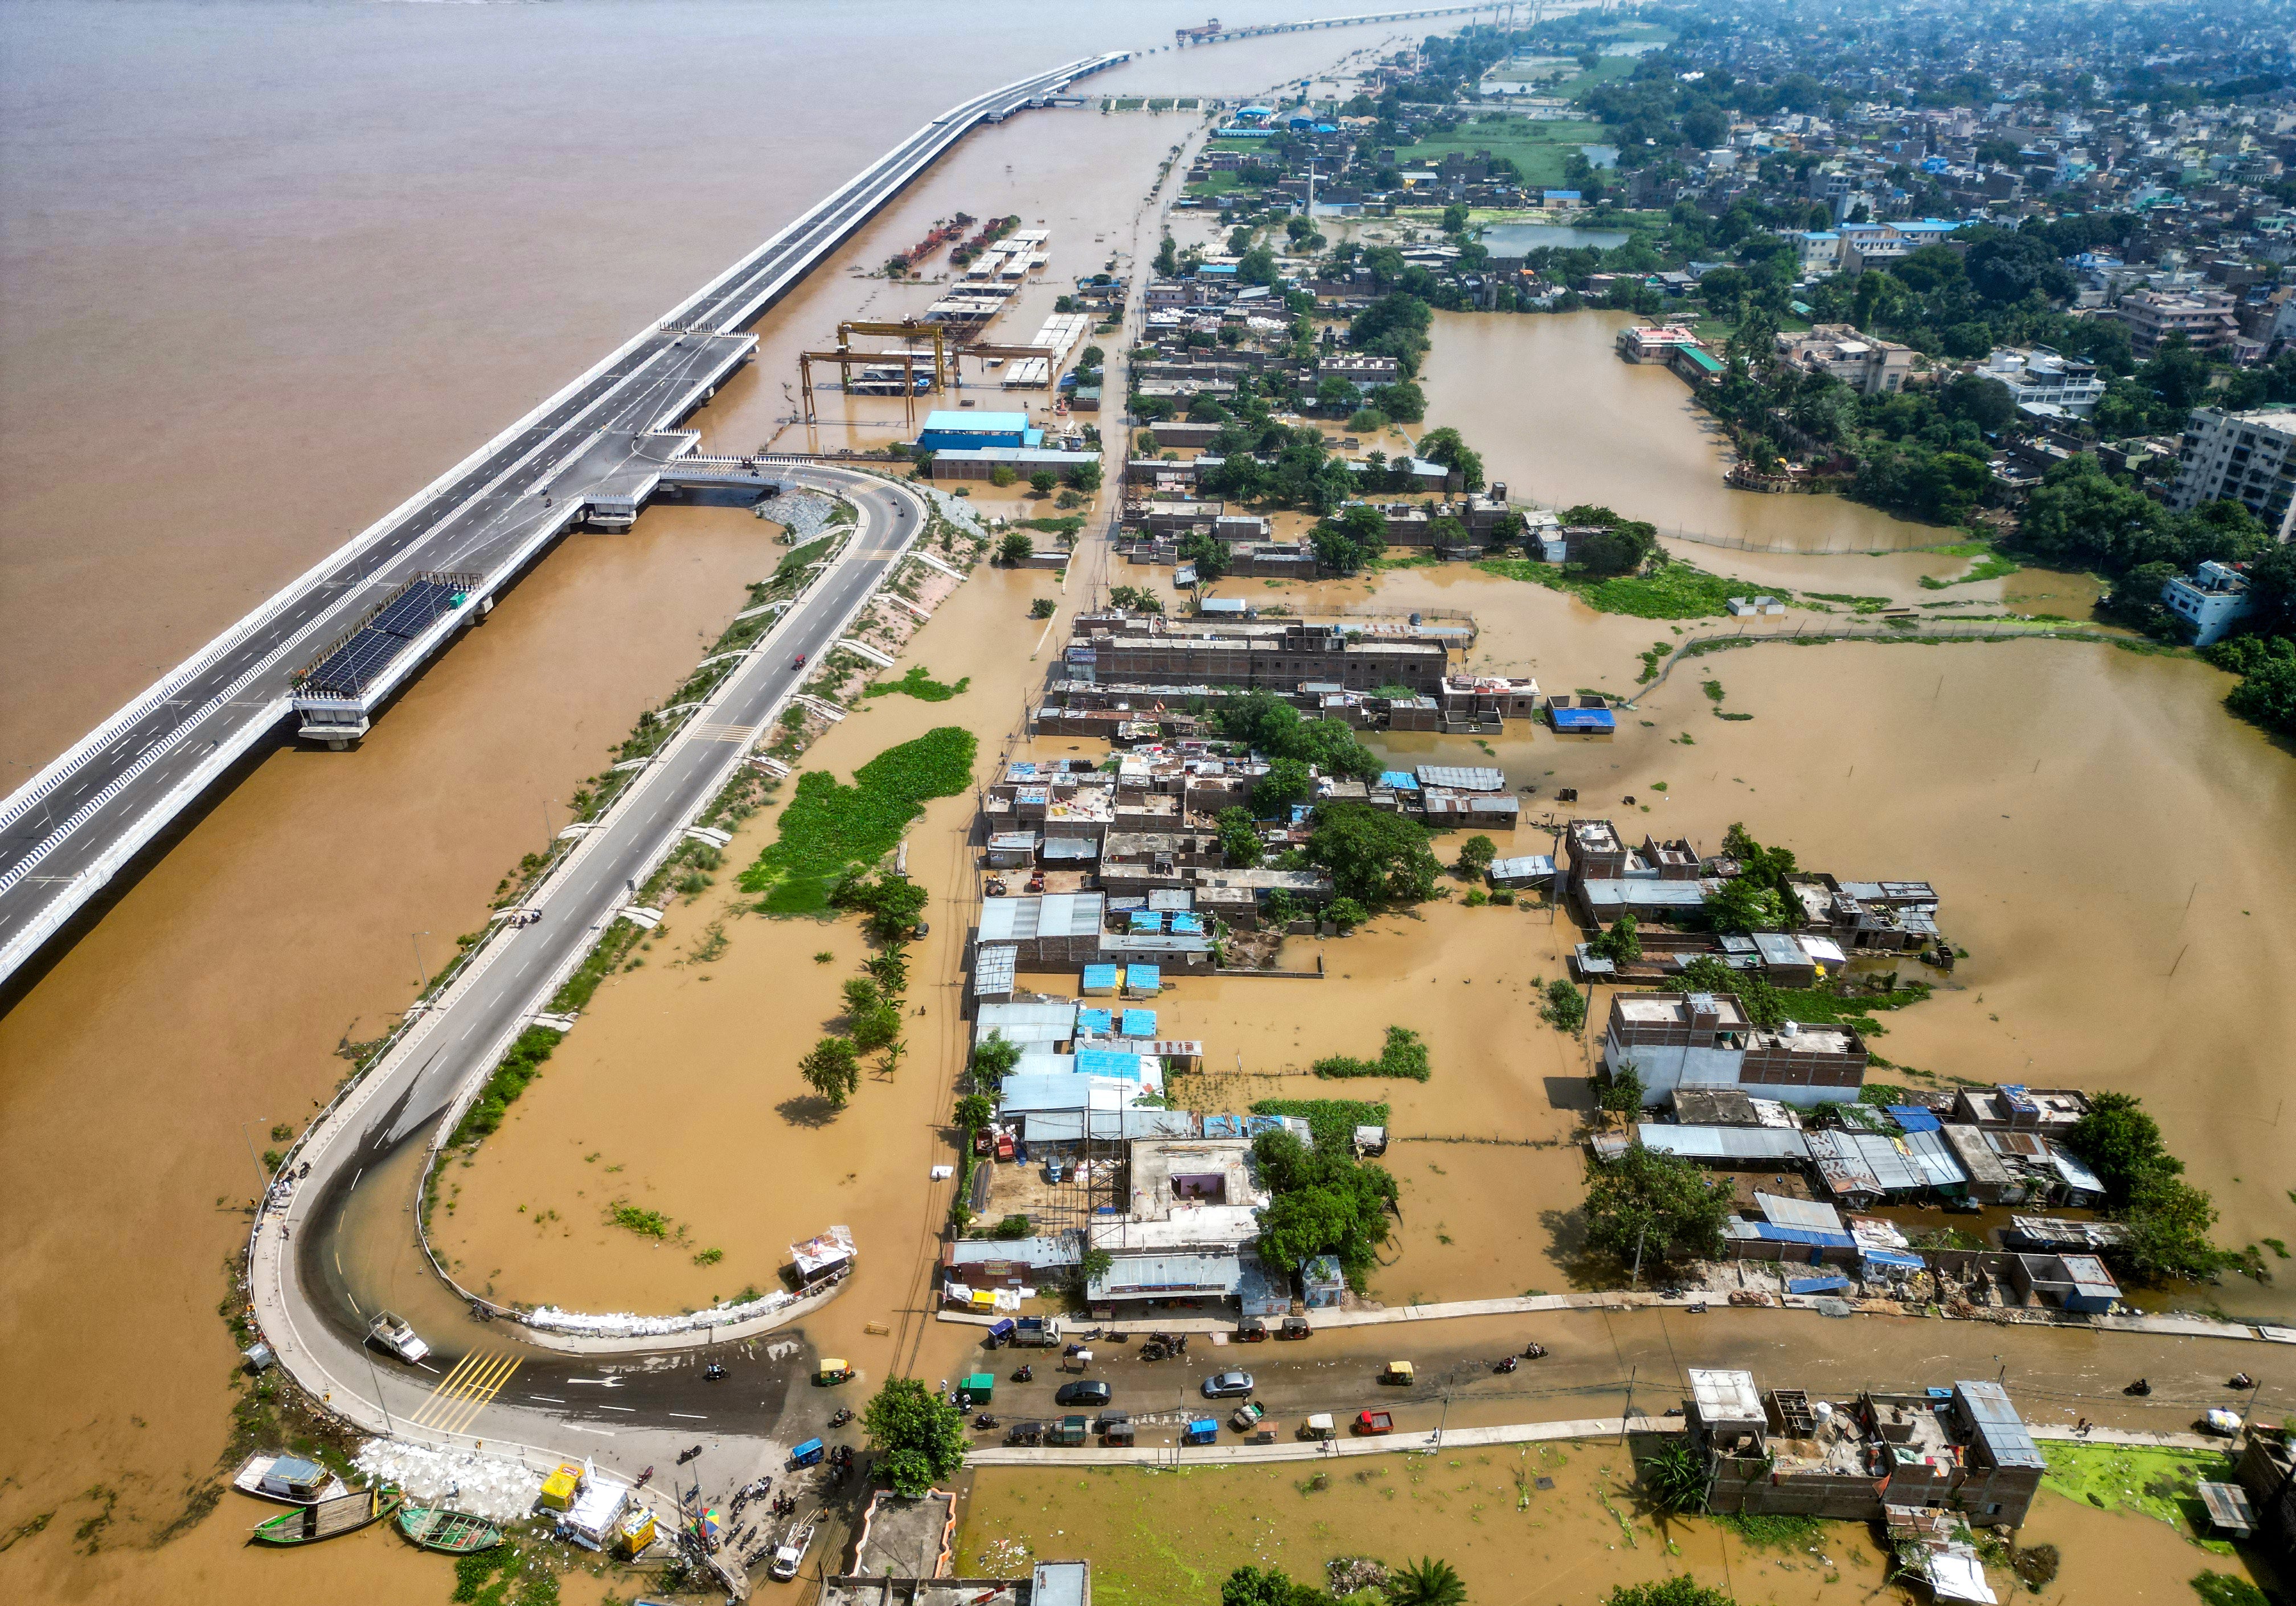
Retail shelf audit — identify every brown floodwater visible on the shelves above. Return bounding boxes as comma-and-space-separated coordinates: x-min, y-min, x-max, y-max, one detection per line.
1421, 310, 1946, 552
0, 7, 1399, 1596
6, 13, 2293, 1605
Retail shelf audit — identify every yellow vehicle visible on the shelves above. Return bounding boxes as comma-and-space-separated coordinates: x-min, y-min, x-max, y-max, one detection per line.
817, 1358, 856, 1386
1379, 1361, 1415, 1386
538, 1462, 584, 1511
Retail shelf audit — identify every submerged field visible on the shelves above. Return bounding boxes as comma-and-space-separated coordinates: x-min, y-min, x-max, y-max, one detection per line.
955, 1438, 2277, 1605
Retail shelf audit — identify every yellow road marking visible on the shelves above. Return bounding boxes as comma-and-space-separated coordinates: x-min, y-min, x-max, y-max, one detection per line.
407, 1350, 485, 1425
408, 1349, 521, 1433
436, 1354, 522, 1436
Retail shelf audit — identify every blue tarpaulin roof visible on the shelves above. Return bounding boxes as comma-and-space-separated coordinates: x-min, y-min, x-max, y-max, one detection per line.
1789, 1275, 1854, 1295
1862, 1248, 1928, 1271
1741, 1222, 1858, 1249
1549, 707, 1617, 731
1120, 1009, 1157, 1037
1076, 1050, 1147, 1082
1129, 909, 1164, 932
1168, 913, 1204, 935
1081, 965, 1119, 993
1380, 771, 1420, 791
1887, 1106, 1942, 1132
1077, 1008, 1113, 1034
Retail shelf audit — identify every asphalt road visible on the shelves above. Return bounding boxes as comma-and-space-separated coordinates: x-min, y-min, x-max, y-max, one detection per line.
255, 464, 929, 1485
0, 54, 1122, 988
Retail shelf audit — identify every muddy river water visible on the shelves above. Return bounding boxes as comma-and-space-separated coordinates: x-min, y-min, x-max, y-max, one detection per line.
3, 5, 2293, 1604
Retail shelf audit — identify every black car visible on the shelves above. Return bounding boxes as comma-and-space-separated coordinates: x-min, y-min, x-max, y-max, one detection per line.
1055, 1380, 1111, 1407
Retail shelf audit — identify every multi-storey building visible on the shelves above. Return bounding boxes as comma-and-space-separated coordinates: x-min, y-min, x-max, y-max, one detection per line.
2167, 408, 2296, 543
1974, 346, 2105, 418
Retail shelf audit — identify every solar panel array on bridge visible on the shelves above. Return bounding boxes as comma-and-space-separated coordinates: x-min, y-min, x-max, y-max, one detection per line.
301, 578, 465, 699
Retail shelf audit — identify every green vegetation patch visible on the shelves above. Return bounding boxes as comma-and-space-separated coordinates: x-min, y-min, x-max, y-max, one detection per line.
1920, 543, 2023, 589
864, 665, 971, 703
1709, 1511, 1828, 1551
1477, 556, 1784, 621
450, 1026, 561, 1147
1399, 117, 1596, 189
2041, 1441, 2241, 1544
1250, 1098, 1388, 1156
1310, 1025, 1431, 1081
737, 727, 976, 915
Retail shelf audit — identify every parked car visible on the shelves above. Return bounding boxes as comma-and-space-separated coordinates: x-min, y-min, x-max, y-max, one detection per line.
1202, 1371, 1254, 1399
1055, 1380, 1111, 1407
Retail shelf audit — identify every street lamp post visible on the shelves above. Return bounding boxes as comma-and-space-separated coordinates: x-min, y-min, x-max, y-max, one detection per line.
239, 1119, 271, 1190
413, 931, 432, 996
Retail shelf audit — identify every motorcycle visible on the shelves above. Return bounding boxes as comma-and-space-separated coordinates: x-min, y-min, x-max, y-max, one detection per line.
636, 1466, 655, 1489
1011, 1364, 1033, 1383
1139, 1342, 1168, 1362
1495, 1356, 1518, 1374
2231, 1373, 2254, 1390
676, 1444, 704, 1465
704, 1363, 729, 1382
974, 1412, 1000, 1429
2126, 1378, 2152, 1396
828, 1407, 855, 1429
1523, 1343, 1548, 1360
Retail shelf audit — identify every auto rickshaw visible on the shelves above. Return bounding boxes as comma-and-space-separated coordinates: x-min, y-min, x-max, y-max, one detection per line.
1004, 1420, 1045, 1447
817, 1358, 855, 1386
1237, 1316, 1269, 1342
1230, 1400, 1266, 1432
1182, 1418, 1219, 1446
1280, 1316, 1311, 1340
1380, 1360, 1415, 1387
1098, 1412, 1134, 1446
1299, 1412, 1336, 1441
790, 1438, 826, 1468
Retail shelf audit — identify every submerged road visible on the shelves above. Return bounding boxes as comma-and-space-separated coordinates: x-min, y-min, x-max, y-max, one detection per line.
0, 52, 1125, 990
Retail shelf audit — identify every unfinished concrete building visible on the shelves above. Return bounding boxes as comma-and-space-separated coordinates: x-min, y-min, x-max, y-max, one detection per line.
1686, 1370, 2045, 1527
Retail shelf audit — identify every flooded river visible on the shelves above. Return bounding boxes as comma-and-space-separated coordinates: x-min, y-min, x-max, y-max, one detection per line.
3, 8, 2293, 1604
1421, 309, 1946, 552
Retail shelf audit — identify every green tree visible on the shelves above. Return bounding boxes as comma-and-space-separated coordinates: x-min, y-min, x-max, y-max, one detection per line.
1154, 234, 1178, 276
1029, 469, 1058, 495
1581, 1143, 1734, 1265
973, 1029, 1022, 1084
989, 464, 1018, 489
953, 1093, 994, 1134
1415, 426, 1484, 490
1077, 1244, 1113, 1294
1221, 1564, 1325, 1606
1327, 896, 1367, 929
852, 1003, 901, 1055
1306, 804, 1441, 905
800, 1036, 862, 1107
1589, 912, 1642, 964
2065, 1091, 2176, 1208
1704, 874, 1784, 935
862, 1376, 968, 1496
1638, 1439, 1711, 1514
1253, 757, 1314, 817
1387, 1555, 1468, 1605
1067, 460, 1102, 493
998, 531, 1035, 565
1217, 806, 1265, 867
2122, 1173, 2223, 1281
1455, 834, 1497, 879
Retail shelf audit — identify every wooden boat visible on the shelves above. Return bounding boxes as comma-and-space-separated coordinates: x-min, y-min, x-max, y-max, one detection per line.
250, 1487, 399, 1546
396, 1503, 503, 1554
231, 1452, 350, 1506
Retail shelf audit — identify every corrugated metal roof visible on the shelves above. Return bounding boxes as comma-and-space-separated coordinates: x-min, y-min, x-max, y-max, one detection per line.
1636, 1124, 1811, 1161
1901, 1128, 1968, 1189
949, 1232, 1082, 1269
1955, 1380, 2045, 1470
1688, 1368, 1764, 1423
973, 945, 1018, 997
1415, 764, 1506, 792
1022, 1109, 1198, 1144
1757, 1192, 1846, 1234
2049, 1144, 2106, 1194
1089, 1251, 1244, 1298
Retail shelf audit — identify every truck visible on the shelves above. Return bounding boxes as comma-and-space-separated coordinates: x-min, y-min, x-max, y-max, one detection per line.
366, 1310, 430, 1364
1354, 1410, 1395, 1436
768, 1515, 819, 1582
1005, 1315, 1063, 1349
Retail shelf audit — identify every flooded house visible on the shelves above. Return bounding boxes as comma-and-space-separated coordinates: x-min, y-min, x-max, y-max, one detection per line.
1601, 991, 1869, 1108
1084, 1136, 1285, 1320
1684, 1370, 2045, 1527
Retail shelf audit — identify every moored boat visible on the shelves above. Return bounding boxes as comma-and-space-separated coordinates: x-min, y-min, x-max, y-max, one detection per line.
396, 1503, 504, 1554
231, 1452, 350, 1506
250, 1486, 400, 1546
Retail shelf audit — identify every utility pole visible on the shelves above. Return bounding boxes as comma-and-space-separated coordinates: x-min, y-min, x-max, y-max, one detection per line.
1630, 1219, 1649, 1290
413, 931, 432, 995
1618, 1365, 1637, 1443
239, 1119, 271, 1190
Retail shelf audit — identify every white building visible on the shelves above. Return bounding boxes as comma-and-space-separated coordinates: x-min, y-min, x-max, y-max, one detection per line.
1600, 992, 1868, 1110
2166, 407, 2296, 543
2161, 561, 2258, 646
1974, 347, 2105, 419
